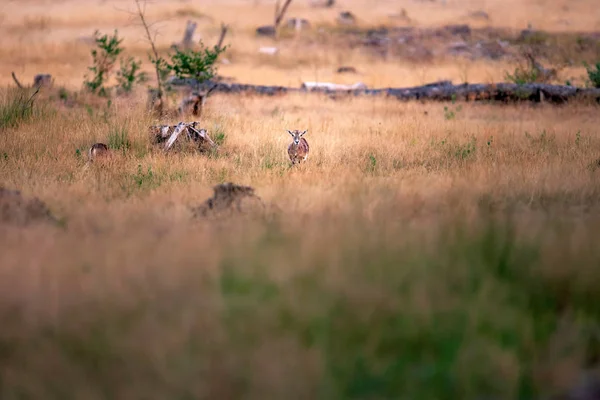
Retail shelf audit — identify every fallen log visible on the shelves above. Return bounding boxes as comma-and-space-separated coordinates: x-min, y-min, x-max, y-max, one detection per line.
301, 81, 367, 91
165, 78, 600, 104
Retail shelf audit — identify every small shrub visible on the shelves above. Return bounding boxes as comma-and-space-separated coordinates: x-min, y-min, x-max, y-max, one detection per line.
444, 105, 462, 120
366, 153, 377, 173
108, 125, 131, 152
0, 88, 40, 130
116, 57, 147, 94
84, 30, 124, 96
85, 30, 145, 97
212, 124, 227, 146
584, 62, 600, 88
167, 42, 227, 84
58, 87, 69, 101
132, 164, 160, 190
506, 65, 540, 85
454, 137, 477, 160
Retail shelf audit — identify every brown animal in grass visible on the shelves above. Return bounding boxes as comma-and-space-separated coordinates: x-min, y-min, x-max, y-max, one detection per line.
88, 143, 111, 162
286, 130, 310, 165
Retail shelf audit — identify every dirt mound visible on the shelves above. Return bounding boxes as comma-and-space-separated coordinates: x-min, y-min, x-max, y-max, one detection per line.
0, 187, 58, 226
192, 182, 268, 218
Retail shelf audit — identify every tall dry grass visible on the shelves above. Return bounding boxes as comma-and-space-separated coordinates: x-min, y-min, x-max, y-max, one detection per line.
1, 0, 600, 398
1, 84, 600, 398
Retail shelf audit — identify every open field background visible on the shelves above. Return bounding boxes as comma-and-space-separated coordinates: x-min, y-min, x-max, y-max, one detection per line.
2, 0, 600, 399
2, 0, 600, 88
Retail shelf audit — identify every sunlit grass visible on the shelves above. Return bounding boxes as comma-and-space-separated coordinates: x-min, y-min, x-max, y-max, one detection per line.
1, 0, 600, 397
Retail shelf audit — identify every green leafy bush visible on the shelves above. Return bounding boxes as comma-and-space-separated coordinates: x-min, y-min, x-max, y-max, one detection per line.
116, 57, 148, 94
166, 42, 227, 83
584, 62, 600, 88
84, 30, 145, 96
84, 30, 123, 96
506, 65, 540, 85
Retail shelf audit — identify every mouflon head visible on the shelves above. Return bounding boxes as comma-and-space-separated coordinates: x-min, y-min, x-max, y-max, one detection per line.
287, 130, 307, 145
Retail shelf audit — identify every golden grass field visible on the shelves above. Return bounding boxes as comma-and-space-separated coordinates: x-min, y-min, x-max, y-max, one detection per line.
1, 0, 600, 399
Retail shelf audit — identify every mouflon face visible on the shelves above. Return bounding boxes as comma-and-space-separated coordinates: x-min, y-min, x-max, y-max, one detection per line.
287, 129, 307, 145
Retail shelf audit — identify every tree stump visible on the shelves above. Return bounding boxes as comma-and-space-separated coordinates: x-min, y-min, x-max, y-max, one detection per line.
191, 183, 266, 218
149, 122, 217, 152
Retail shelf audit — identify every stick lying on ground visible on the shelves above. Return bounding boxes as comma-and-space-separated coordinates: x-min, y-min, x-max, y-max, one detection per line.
166, 78, 600, 104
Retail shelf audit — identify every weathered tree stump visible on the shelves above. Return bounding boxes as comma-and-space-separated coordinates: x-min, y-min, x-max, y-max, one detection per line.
172, 20, 198, 50
178, 84, 218, 117
33, 74, 53, 88
149, 122, 217, 152
256, 25, 276, 37
191, 182, 266, 218
0, 187, 59, 227
337, 11, 356, 25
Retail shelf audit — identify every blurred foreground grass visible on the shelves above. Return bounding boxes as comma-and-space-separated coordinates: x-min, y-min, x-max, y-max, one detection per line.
2, 81, 600, 399
1, 205, 599, 400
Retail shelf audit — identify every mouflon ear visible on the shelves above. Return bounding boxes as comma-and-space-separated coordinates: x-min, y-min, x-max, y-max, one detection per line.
300, 130, 308, 136
287, 130, 295, 136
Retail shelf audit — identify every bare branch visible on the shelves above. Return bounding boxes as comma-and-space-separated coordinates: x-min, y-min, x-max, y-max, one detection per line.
274, 0, 294, 36
134, 0, 164, 115
21, 86, 40, 118
11, 72, 24, 89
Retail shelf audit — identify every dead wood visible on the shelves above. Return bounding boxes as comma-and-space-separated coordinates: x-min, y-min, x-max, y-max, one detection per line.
337, 11, 356, 25
191, 182, 267, 218
178, 84, 218, 117
0, 187, 59, 227
135, 0, 165, 117
149, 121, 217, 152
11, 72, 23, 88
183, 20, 197, 48
337, 66, 358, 74
256, 25, 276, 37
274, 0, 293, 31
522, 51, 558, 83
33, 74, 53, 88
256, 0, 293, 38
215, 23, 229, 50
11, 72, 52, 89
166, 78, 600, 104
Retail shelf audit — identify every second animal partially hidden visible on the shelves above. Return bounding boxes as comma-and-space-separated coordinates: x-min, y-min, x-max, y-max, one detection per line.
287, 130, 310, 165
